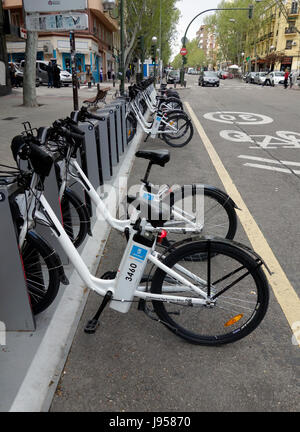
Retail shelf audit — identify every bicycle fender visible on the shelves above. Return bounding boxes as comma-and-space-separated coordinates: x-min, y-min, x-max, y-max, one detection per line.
26, 231, 70, 285
159, 235, 271, 275
200, 184, 241, 210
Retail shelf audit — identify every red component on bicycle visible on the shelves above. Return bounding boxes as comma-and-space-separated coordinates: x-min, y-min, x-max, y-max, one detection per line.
158, 229, 167, 244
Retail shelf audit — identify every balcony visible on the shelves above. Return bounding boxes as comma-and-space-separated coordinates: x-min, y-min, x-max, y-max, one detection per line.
289, 6, 299, 16
285, 27, 298, 35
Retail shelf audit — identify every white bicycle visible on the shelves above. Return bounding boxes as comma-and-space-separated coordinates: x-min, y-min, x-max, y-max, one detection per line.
8, 136, 270, 346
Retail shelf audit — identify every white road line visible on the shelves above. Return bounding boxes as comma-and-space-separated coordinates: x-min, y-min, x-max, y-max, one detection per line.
238, 155, 300, 166
243, 163, 300, 175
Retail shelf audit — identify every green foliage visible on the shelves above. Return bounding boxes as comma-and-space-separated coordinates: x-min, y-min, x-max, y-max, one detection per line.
171, 38, 207, 70
124, 0, 180, 66
205, 0, 268, 64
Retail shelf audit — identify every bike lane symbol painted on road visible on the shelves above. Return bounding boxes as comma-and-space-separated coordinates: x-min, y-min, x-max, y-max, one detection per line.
204, 111, 274, 125
220, 130, 300, 149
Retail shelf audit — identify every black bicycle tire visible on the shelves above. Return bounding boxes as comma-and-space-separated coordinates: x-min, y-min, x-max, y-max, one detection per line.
151, 239, 269, 345
163, 186, 237, 241
160, 97, 183, 111
61, 188, 89, 249
21, 233, 60, 315
161, 113, 194, 147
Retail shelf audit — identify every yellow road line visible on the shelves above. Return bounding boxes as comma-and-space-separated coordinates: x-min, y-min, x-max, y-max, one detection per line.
185, 102, 300, 346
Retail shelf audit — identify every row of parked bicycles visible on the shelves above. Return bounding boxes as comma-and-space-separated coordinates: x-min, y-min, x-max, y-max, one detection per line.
0, 78, 270, 346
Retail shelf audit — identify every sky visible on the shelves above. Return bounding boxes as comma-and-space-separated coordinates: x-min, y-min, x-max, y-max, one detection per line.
171, 0, 221, 59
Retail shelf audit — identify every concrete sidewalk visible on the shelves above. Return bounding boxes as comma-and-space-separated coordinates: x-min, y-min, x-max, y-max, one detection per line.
0, 82, 121, 166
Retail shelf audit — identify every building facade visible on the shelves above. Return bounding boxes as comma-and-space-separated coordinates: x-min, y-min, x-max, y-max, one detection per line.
3, 0, 119, 82
196, 24, 218, 69
245, 0, 300, 72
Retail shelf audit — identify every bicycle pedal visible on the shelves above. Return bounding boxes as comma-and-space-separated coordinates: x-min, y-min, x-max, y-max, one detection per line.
84, 319, 99, 334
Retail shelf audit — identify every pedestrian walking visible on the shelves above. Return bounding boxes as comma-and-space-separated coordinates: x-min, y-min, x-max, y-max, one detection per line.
47, 61, 54, 88
284, 69, 289, 89
126, 68, 131, 83
9, 63, 17, 87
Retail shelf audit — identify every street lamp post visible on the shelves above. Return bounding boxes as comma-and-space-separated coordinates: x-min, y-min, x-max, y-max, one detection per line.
152, 36, 158, 84
180, 3, 261, 86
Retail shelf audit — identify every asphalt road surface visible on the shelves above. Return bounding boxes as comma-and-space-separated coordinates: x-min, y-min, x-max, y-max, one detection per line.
50, 75, 299, 413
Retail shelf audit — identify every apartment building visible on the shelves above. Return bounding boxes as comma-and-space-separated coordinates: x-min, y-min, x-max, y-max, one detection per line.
245, 0, 300, 72
2, 0, 119, 82
196, 24, 218, 67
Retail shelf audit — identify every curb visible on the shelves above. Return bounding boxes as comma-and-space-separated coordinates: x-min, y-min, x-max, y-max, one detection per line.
8, 123, 145, 412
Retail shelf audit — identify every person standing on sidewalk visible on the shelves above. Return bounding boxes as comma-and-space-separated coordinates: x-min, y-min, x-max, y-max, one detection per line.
284, 69, 290, 89
47, 61, 54, 88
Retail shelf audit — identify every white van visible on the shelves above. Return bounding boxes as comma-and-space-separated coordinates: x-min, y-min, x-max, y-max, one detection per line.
20, 60, 72, 86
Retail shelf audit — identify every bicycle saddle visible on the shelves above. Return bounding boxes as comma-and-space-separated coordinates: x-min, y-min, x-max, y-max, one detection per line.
135, 149, 170, 167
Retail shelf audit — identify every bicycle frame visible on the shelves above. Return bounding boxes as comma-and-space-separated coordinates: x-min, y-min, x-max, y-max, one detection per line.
58, 153, 203, 235
38, 191, 210, 314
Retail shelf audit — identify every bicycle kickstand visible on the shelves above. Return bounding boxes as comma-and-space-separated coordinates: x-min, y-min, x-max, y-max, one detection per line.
84, 290, 113, 334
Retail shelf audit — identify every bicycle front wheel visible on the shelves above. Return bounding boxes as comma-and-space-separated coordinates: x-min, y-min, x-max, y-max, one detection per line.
161, 113, 194, 147
21, 232, 60, 315
61, 188, 90, 249
151, 240, 269, 345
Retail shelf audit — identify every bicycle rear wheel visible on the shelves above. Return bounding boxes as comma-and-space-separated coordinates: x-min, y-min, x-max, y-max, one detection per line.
161, 113, 194, 147
162, 185, 237, 242
151, 239, 269, 345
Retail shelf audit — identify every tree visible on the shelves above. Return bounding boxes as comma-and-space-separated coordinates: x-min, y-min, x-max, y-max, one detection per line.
23, 31, 38, 107
123, 0, 179, 70
0, 0, 11, 96
185, 39, 207, 69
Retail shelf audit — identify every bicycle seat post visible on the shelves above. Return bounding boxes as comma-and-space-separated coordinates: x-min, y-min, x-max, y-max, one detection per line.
141, 162, 153, 184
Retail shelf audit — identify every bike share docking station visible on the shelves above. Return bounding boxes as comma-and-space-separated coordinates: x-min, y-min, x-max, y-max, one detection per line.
0, 183, 35, 331
0, 96, 133, 331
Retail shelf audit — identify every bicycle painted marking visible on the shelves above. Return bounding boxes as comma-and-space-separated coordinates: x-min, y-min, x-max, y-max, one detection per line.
238, 155, 300, 175
220, 130, 300, 149
185, 101, 300, 347
204, 111, 274, 125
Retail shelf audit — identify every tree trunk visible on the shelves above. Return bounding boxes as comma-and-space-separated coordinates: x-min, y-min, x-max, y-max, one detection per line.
23, 30, 38, 107
0, 0, 11, 96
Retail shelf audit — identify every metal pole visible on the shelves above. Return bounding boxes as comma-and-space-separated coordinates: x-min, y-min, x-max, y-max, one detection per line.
70, 31, 79, 111
159, 0, 162, 83
119, 0, 125, 95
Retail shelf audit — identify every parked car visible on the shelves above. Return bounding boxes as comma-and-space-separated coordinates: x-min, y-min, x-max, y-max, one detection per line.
245, 72, 257, 83
187, 68, 196, 74
254, 72, 268, 85
219, 70, 229, 79
20, 60, 72, 86
264, 71, 285, 86
167, 69, 180, 84
9, 62, 40, 87
198, 71, 220, 87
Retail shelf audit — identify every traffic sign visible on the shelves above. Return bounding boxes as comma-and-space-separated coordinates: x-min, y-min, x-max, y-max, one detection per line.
180, 48, 187, 56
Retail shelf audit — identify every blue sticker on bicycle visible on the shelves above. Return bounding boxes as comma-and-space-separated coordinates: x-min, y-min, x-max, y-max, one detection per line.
143, 193, 154, 201
130, 246, 147, 261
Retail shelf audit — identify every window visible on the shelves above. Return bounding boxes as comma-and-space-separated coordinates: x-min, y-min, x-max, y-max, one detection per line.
286, 40, 293, 49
